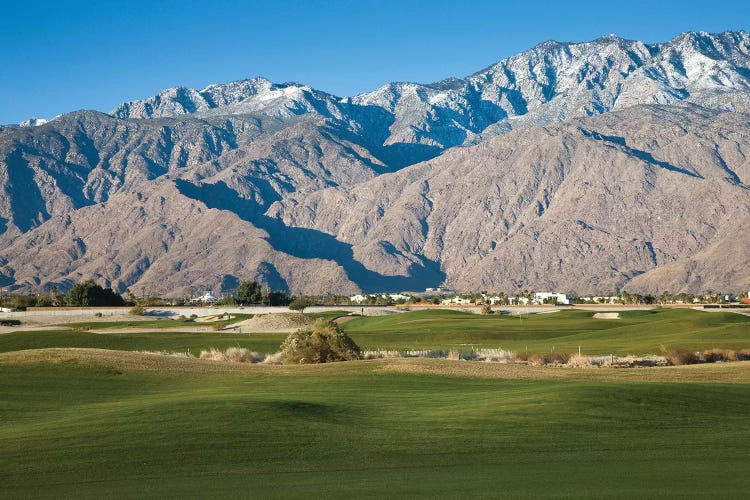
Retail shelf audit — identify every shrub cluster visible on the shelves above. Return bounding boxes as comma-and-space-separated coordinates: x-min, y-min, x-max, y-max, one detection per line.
280, 319, 361, 364
199, 348, 264, 363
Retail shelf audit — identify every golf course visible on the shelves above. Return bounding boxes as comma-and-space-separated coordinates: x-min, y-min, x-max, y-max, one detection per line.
1, 307, 749, 498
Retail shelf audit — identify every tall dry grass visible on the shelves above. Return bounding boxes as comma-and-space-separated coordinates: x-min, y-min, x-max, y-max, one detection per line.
199, 347, 264, 363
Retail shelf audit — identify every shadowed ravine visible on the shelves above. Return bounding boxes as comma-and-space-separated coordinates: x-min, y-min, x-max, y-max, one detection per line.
175, 179, 446, 292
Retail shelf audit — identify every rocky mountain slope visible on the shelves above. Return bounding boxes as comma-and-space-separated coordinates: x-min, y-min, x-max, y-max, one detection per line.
1, 31, 749, 295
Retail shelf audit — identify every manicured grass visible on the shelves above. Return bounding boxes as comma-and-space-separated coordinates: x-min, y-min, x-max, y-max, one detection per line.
3, 308, 748, 357
342, 308, 750, 354
0, 330, 285, 356
1, 352, 750, 498
305, 310, 355, 322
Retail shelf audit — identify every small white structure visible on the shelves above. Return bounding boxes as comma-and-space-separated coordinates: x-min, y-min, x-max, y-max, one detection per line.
350, 293, 411, 304
533, 292, 570, 305
191, 291, 218, 304
580, 296, 619, 304
440, 296, 474, 305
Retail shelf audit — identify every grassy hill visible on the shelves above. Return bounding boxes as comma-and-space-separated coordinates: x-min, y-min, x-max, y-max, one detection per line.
1, 349, 749, 498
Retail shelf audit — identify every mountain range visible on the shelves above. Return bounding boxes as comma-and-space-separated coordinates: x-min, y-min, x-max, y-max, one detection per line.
1, 30, 749, 296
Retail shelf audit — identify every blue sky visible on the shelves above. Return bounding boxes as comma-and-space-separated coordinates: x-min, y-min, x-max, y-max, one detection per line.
1, 0, 748, 124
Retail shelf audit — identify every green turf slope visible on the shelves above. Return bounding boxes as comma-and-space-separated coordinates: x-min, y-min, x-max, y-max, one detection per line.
342, 308, 750, 354
1, 351, 749, 498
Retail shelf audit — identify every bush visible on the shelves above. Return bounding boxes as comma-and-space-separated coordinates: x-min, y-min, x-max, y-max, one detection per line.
527, 352, 570, 366
130, 305, 146, 316
199, 347, 263, 363
661, 347, 698, 366
702, 348, 737, 363
480, 304, 493, 315
67, 281, 125, 307
737, 349, 750, 361
280, 319, 361, 364
0, 319, 21, 326
212, 323, 225, 331
288, 297, 313, 313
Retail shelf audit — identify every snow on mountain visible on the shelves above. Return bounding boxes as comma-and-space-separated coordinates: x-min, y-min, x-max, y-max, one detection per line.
19, 117, 49, 127
109, 31, 750, 155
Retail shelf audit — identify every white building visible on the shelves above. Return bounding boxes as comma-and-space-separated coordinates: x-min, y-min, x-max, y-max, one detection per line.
350, 293, 411, 304
440, 296, 474, 305
580, 296, 619, 304
191, 291, 218, 304
533, 292, 571, 305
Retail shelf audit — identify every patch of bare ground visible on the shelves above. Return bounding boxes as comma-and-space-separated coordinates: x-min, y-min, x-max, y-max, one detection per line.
228, 312, 313, 333
2, 348, 750, 383
593, 312, 620, 319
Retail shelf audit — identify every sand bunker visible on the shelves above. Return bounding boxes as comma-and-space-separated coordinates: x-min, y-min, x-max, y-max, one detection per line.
593, 312, 620, 319
228, 313, 313, 333
194, 314, 236, 323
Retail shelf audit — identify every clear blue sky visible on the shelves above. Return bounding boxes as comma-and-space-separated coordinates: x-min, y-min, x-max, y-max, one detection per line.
1, 0, 748, 124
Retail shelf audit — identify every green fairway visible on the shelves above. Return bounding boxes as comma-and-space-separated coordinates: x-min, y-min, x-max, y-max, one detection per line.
2, 308, 748, 358
1, 350, 749, 498
342, 308, 750, 354
0, 329, 285, 356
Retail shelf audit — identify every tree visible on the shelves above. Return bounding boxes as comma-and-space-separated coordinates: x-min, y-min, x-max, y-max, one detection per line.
480, 304, 493, 315
289, 297, 313, 313
67, 281, 125, 307
237, 281, 263, 304
280, 319, 361, 364
266, 290, 290, 306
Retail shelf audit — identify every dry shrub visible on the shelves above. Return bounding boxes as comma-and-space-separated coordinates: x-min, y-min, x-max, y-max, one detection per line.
527, 352, 569, 366
212, 323, 225, 331
661, 347, 698, 366
702, 348, 737, 363
280, 319, 361, 364
199, 347, 263, 363
362, 350, 402, 360
447, 349, 461, 360
403, 350, 448, 358
263, 352, 283, 364
480, 304, 493, 315
139, 350, 194, 358
471, 349, 514, 363
514, 351, 531, 362
737, 349, 750, 361
567, 353, 596, 368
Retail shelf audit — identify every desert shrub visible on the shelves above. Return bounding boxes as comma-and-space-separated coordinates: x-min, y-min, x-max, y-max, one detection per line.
0, 319, 21, 326
567, 353, 597, 368
280, 319, 361, 364
190, 314, 198, 319
661, 347, 698, 366
212, 323, 225, 331
527, 352, 569, 366
702, 348, 737, 363
129, 305, 146, 316
471, 349, 514, 363
515, 351, 531, 362
199, 348, 263, 363
263, 352, 284, 364
480, 304, 493, 315
362, 350, 402, 360
737, 349, 750, 361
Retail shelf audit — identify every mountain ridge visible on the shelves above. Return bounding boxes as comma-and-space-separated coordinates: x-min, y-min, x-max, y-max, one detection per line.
1, 30, 749, 296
